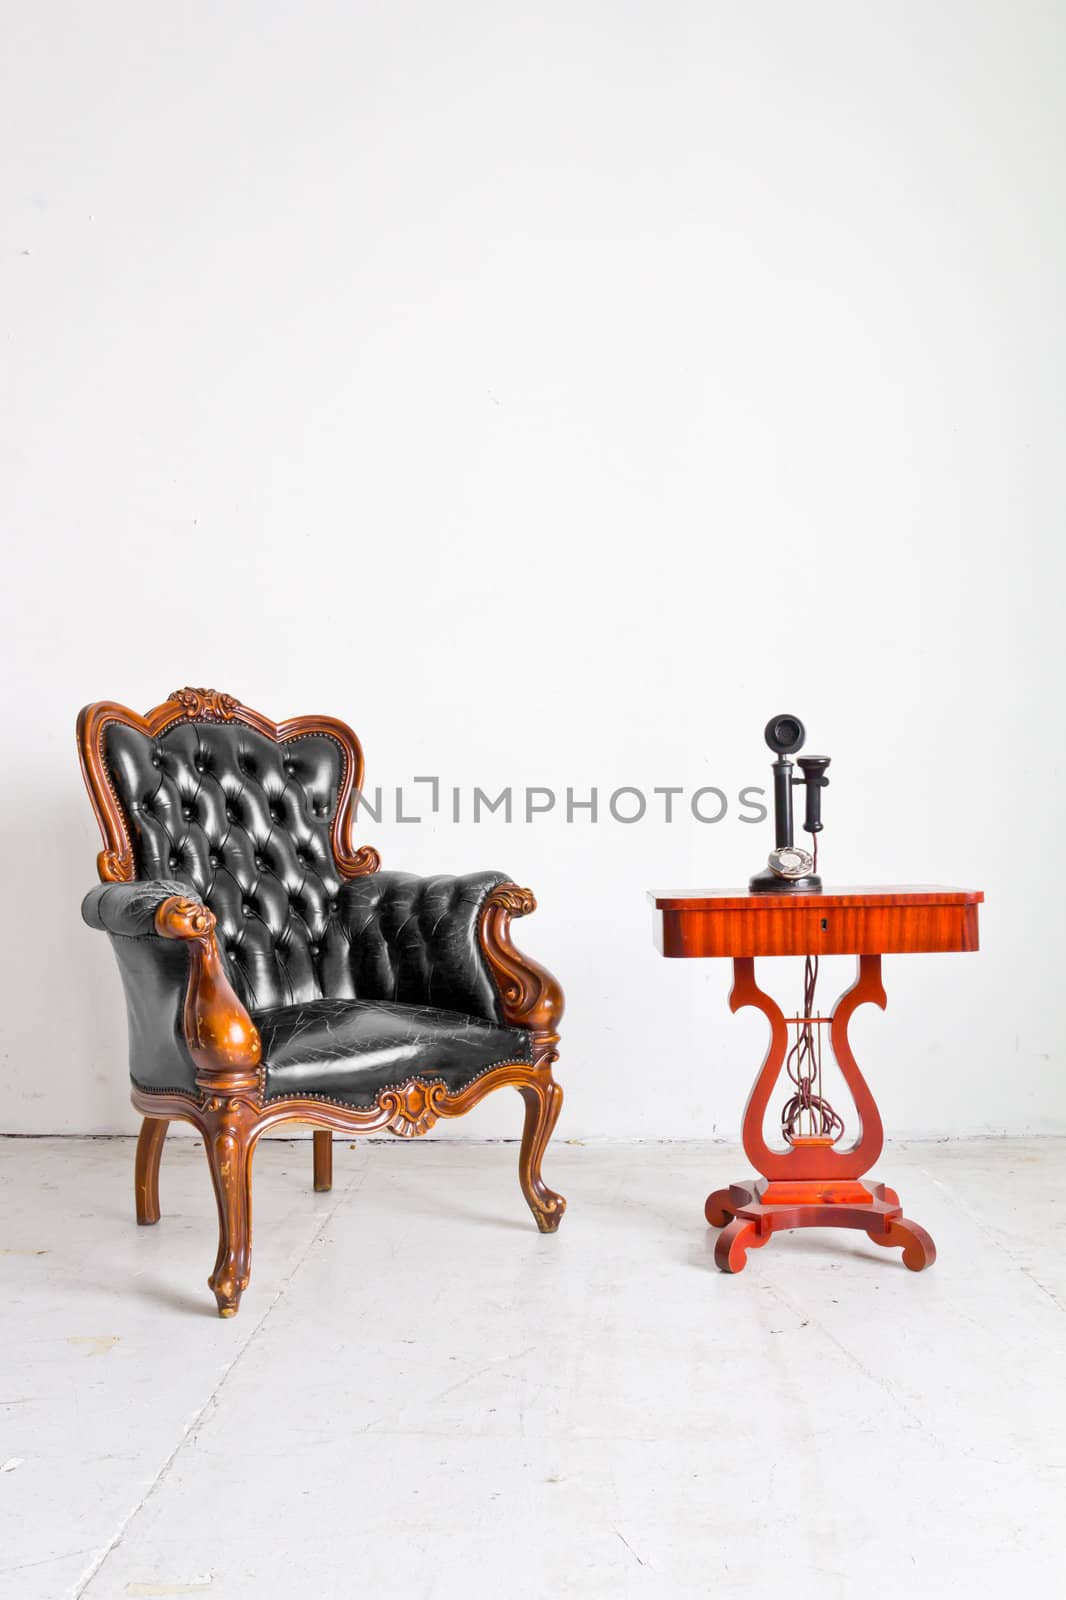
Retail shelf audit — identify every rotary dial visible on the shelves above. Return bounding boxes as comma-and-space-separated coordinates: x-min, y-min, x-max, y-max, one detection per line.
768, 845, 815, 880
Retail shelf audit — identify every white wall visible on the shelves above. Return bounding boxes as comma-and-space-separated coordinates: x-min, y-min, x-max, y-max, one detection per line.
2, 2, 1063, 1140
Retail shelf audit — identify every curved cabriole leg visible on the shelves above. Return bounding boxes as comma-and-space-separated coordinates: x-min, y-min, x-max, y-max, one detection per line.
202, 1099, 256, 1317
135, 1116, 168, 1225
313, 1129, 333, 1192
517, 1076, 567, 1233
705, 1187, 736, 1228
867, 1217, 936, 1272
479, 887, 566, 1232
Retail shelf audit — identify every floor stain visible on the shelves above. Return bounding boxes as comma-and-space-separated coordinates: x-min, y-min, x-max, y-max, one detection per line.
66, 1336, 120, 1357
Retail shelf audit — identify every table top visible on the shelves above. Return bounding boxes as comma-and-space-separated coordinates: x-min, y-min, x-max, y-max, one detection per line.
649, 886, 983, 910
649, 885, 983, 957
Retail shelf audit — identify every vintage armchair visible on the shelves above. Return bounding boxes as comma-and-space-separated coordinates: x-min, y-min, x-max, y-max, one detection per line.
77, 687, 565, 1316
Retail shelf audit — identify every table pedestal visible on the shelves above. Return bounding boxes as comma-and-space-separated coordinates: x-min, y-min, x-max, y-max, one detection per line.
705, 952, 935, 1273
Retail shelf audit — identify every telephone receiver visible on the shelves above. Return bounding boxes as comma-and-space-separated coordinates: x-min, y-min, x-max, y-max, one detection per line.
749, 714, 830, 894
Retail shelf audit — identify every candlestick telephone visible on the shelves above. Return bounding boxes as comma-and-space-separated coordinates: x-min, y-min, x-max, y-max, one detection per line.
749, 713, 840, 1140
749, 713, 830, 894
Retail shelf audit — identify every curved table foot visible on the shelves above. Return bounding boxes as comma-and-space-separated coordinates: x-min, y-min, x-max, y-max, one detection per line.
867, 1216, 936, 1272
705, 1187, 737, 1228
714, 1218, 768, 1273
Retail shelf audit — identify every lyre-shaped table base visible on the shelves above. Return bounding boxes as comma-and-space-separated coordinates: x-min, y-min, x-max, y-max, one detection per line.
705, 954, 936, 1273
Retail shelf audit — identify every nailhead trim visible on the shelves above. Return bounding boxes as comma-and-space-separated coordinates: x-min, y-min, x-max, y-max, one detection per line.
97, 719, 134, 878
133, 1052, 537, 1111
262, 1052, 534, 1106
283, 730, 347, 822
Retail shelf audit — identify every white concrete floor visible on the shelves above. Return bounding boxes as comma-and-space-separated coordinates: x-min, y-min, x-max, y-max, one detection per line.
1, 1137, 1063, 1600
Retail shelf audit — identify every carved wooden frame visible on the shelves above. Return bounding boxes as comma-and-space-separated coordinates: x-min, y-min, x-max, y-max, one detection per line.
80, 688, 566, 1317
77, 684, 381, 884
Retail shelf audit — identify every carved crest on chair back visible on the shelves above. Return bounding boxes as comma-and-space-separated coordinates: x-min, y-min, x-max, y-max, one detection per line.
166, 686, 241, 721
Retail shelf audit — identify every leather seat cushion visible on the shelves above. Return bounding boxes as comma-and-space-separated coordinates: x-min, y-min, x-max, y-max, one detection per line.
257, 997, 533, 1107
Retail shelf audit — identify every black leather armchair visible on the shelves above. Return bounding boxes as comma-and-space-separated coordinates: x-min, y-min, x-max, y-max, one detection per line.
78, 688, 565, 1316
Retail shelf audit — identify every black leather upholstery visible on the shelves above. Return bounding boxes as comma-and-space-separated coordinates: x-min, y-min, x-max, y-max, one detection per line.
333, 872, 509, 1022
83, 878, 204, 1096
103, 721, 348, 1013
83, 877, 190, 939
258, 999, 532, 1106
85, 718, 527, 1104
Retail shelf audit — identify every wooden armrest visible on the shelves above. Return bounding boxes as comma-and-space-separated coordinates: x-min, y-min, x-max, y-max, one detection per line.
154, 897, 262, 1096
479, 886, 564, 1060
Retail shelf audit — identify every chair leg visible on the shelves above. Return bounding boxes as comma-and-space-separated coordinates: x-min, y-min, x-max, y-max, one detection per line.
517, 1077, 567, 1233
134, 1116, 168, 1225
313, 1129, 333, 1192
201, 1100, 256, 1318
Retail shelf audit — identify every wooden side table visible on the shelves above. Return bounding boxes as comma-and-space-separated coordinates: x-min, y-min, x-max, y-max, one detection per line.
648, 887, 983, 1273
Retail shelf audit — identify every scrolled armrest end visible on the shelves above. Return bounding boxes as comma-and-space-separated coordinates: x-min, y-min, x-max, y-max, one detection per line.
154, 896, 217, 942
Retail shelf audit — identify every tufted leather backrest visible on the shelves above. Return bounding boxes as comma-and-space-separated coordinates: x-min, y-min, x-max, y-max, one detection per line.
103, 720, 351, 1012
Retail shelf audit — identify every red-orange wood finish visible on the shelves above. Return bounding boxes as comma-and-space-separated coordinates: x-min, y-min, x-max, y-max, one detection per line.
649, 885, 983, 1274
652, 886, 982, 959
